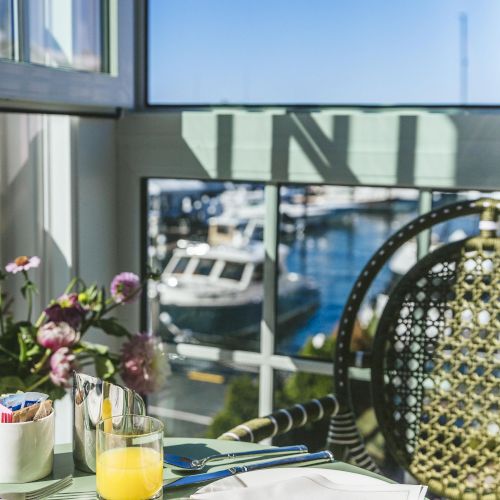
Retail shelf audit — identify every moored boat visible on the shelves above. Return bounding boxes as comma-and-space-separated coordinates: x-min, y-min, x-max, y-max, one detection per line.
153, 240, 320, 342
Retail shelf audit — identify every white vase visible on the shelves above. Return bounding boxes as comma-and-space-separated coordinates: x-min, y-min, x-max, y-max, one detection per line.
0, 411, 54, 483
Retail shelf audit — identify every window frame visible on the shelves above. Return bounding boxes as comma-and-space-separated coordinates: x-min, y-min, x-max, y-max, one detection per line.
0, 0, 134, 110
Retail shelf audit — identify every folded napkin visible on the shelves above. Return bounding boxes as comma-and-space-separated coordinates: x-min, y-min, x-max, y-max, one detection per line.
190, 468, 427, 500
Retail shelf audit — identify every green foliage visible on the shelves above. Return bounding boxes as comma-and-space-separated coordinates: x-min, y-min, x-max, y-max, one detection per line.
205, 375, 259, 438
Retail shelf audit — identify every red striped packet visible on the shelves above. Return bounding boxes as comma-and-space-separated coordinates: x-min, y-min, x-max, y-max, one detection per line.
0, 403, 13, 423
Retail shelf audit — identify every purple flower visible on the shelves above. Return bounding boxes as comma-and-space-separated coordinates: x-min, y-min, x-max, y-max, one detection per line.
44, 293, 86, 329
6, 256, 41, 274
120, 333, 168, 394
49, 347, 75, 387
110, 272, 141, 304
37, 322, 80, 351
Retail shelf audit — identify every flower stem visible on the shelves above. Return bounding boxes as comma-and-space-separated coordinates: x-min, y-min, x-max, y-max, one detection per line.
26, 373, 50, 391
27, 290, 32, 323
34, 312, 46, 328
64, 277, 79, 294
103, 286, 144, 315
22, 271, 33, 322
0, 285, 4, 337
32, 349, 51, 374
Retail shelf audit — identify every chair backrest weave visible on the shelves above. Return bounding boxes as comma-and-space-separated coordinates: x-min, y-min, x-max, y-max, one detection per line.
372, 230, 499, 498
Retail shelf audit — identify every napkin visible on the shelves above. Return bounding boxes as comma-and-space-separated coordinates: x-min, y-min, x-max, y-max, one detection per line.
190, 469, 428, 500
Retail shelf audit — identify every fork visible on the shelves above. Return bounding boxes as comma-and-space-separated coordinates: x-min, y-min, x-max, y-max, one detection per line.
0, 476, 72, 500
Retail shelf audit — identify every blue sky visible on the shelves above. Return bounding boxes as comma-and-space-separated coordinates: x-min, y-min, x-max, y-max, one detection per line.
148, 0, 500, 105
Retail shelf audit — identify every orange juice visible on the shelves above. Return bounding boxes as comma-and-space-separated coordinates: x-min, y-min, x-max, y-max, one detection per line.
96, 447, 163, 500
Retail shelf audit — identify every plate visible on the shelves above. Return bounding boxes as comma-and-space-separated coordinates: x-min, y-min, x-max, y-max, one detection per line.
194, 466, 387, 495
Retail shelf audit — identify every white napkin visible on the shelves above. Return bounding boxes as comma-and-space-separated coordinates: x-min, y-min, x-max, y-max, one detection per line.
190, 468, 428, 500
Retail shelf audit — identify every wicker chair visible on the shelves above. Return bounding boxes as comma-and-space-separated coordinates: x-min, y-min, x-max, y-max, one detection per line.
218, 198, 500, 500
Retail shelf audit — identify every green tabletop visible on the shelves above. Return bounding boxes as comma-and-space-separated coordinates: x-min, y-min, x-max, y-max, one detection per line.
0, 438, 390, 499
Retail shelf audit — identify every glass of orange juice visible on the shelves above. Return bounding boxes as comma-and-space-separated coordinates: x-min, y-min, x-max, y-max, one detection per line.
96, 415, 164, 500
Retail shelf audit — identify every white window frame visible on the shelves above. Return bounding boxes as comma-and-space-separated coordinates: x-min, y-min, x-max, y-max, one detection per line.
0, 0, 134, 110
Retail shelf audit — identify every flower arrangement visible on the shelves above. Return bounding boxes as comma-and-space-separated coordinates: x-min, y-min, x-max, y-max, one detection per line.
0, 256, 167, 400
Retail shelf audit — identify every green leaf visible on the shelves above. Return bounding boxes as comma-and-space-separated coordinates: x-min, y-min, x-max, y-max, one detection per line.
93, 318, 131, 338
47, 386, 66, 401
26, 344, 42, 357
146, 265, 161, 281
95, 356, 117, 380
79, 341, 109, 356
0, 376, 26, 393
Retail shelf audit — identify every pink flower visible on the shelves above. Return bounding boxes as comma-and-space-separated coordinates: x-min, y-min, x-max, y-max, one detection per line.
44, 293, 86, 329
37, 322, 80, 351
120, 333, 168, 394
110, 272, 141, 304
6, 256, 41, 274
49, 348, 75, 387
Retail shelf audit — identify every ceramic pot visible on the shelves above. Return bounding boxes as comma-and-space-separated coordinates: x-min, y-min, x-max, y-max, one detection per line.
0, 411, 54, 483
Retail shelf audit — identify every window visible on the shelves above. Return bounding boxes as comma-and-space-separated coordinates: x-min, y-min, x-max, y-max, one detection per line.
148, 180, 264, 352
194, 258, 215, 276
26, 0, 107, 72
0, 0, 12, 59
219, 262, 245, 281
277, 185, 419, 360
148, 0, 500, 105
145, 175, 499, 471
148, 358, 258, 439
171, 257, 189, 274
0, 0, 134, 108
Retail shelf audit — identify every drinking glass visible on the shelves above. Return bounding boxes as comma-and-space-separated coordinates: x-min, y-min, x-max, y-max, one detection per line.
96, 415, 164, 500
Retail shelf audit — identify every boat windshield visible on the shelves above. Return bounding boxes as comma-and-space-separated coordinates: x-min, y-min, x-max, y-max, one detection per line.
194, 258, 215, 276
220, 262, 245, 281
172, 256, 190, 274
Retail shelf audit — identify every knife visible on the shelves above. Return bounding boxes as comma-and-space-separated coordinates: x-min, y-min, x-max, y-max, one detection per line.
164, 450, 334, 490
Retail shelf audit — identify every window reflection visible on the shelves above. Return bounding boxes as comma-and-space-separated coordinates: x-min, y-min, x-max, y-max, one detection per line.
148, 180, 264, 351
148, 358, 258, 438
277, 186, 419, 360
431, 190, 500, 247
0, 0, 12, 59
27, 0, 105, 72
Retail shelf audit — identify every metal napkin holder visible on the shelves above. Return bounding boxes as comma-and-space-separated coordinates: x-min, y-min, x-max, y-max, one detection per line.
72, 372, 146, 473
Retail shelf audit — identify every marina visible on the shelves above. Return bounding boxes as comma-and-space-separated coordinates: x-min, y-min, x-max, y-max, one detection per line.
148, 182, 420, 355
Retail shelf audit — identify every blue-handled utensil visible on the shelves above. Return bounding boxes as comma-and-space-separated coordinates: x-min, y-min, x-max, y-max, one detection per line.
164, 444, 308, 470
164, 450, 334, 490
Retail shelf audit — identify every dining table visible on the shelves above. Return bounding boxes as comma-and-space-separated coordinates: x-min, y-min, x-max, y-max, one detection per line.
0, 437, 392, 499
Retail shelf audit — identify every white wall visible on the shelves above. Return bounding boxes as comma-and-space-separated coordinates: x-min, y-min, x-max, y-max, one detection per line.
0, 112, 119, 443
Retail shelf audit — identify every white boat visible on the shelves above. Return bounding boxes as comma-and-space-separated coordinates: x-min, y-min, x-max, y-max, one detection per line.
153, 240, 320, 340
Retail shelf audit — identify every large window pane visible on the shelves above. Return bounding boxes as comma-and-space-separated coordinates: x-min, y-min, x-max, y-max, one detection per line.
148, 0, 500, 104
0, 0, 12, 59
27, 0, 105, 72
148, 357, 258, 438
147, 180, 264, 351
276, 186, 419, 360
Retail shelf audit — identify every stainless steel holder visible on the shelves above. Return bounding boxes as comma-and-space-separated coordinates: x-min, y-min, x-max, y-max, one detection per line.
72, 372, 146, 473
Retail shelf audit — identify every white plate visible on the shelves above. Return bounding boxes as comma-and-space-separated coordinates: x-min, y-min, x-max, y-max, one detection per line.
194, 466, 387, 494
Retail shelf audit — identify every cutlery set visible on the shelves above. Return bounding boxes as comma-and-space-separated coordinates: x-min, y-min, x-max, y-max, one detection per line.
0, 445, 334, 497
163, 446, 335, 491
